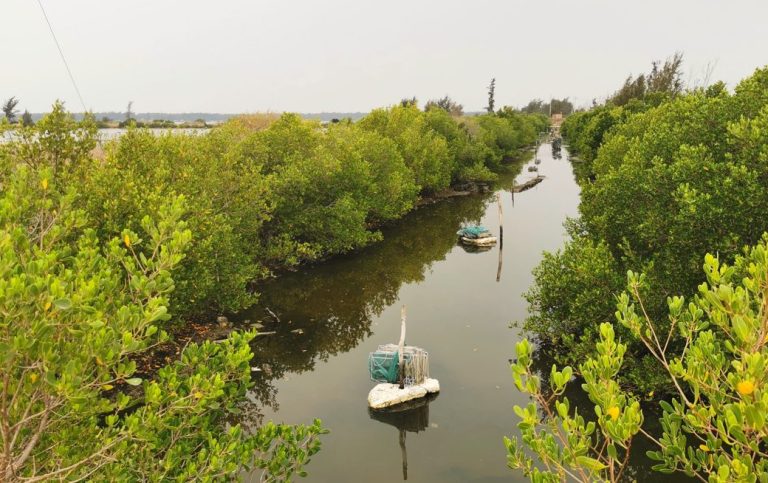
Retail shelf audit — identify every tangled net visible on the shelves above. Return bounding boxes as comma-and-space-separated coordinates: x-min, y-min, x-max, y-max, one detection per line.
368, 344, 429, 386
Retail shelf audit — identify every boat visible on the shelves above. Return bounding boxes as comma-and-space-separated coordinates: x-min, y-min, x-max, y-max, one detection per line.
456, 226, 497, 246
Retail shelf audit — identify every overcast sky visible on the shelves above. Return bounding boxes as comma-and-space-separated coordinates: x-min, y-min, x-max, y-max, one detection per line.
3, 0, 768, 113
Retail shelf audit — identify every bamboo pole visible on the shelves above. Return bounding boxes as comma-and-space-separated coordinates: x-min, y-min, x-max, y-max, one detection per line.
398, 305, 407, 389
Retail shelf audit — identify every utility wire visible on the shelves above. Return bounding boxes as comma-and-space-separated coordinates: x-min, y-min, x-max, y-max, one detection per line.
35, 0, 87, 112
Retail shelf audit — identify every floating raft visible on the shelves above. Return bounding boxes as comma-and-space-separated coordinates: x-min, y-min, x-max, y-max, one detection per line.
457, 226, 497, 246
368, 307, 439, 409
368, 378, 440, 409
460, 235, 497, 246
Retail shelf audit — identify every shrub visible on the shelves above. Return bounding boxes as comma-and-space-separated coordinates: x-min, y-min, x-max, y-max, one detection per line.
508, 236, 768, 481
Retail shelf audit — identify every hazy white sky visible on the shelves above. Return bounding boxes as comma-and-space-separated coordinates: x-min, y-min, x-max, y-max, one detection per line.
3, 0, 768, 113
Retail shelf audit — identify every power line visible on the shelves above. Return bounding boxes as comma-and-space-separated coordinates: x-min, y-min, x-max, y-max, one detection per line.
35, 0, 87, 112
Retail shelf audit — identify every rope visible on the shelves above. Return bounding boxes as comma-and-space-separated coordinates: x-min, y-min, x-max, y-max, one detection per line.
35, 0, 87, 112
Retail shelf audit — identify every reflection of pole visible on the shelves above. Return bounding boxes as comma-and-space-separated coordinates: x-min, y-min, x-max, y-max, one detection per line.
496, 193, 503, 282
399, 428, 408, 480
497, 193, 503, 246
398, 306, 407, 389
496, 241, 503, 283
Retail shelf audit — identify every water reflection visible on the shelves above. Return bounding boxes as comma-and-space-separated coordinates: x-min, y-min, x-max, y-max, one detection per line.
368, 394, 439, 480
236, 168, 519, 413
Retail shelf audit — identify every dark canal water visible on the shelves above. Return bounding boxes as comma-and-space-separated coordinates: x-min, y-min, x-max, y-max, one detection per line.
236, 143, 667, 482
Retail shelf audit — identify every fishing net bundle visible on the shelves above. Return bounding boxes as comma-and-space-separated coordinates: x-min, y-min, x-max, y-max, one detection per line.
368, 344, 429, 386
457, 226, 492, 239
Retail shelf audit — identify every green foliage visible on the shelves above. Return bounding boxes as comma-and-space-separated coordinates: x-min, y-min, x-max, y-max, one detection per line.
608, 53, 684, 107
509, 236, 768, 481
0, 128, 325, 480
7, 99, 546, 320
423, 108, 496, 182
525, 234, 623, 343
360, 104, 544, 192
1, 96, 547, 479
529, 65, 768, 393
486, 78, 496, 114
360, 104, 454, 193
2, 101, 97, 178
424, 95, 464, 116
77, 126, 272, 316
521, 98, 574, 116
20, 110, 33, 127
507, 324, 642, 482
3, 97, 20, 123
561, 105, 625, 164
325, 123, 417, 223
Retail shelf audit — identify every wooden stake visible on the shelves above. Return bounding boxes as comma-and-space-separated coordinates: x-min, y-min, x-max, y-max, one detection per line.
398, 305, 407, 389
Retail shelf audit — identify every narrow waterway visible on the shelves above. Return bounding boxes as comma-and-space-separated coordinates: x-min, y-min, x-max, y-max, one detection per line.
240, 142, 580, 482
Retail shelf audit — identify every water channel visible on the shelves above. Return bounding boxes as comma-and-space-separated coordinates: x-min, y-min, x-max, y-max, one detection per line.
236, 142, 662, 481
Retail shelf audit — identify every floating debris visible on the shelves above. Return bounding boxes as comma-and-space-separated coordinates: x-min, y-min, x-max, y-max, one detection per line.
512, 175, 545, 193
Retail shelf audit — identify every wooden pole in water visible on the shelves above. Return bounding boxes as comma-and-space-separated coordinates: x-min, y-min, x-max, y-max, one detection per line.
497, 193, 504, 246
398, 305, 407, 389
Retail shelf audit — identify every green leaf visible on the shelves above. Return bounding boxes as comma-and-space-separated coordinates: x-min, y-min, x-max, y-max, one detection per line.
53, 298, 72, 310
575, 456, 607, 471
125, 377, 143, 386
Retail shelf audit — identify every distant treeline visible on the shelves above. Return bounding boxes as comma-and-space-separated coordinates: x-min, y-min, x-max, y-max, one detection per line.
26, 111, 369, 123
520, 98, 574, 116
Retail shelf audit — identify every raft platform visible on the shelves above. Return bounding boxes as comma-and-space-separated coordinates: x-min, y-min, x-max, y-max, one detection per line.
368, 378, 441, 409
460, 235, 497, 246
